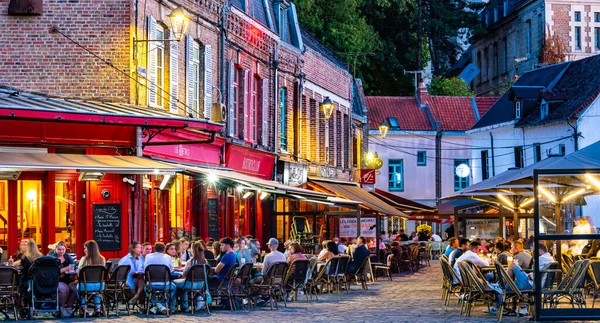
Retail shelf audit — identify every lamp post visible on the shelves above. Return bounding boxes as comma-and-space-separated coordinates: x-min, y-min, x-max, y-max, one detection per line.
134, 6, 191, 44
379, 120, 389, 139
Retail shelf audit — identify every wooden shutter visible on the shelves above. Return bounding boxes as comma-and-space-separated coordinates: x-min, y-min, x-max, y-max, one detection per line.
203, 45, 213, 120
169, 30, 179, 114
241, 70, 250, 141
261, 78, 270, 147
147, 16, 158, 108
186, 35, 195, 117
227, 61, 236, 137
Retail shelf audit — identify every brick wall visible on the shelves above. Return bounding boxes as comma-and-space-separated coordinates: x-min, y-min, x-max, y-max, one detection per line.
303, 48, 352, 100
0, 0, 131, 101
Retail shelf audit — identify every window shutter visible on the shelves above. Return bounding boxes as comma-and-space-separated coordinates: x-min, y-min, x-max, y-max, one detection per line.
203, 45, 213, 120
241, 70, 250, 141
186, 35, 195, 117
147, 15, 158, 108
227, 61, 236, 137
262, 78, 270, 147
169, 30, 179, 114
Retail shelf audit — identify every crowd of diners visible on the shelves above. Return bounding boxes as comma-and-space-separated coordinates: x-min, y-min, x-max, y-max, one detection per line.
7, 233, 374, 318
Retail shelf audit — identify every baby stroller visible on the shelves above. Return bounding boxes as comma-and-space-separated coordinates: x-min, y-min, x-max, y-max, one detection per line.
23, 256, 61, 318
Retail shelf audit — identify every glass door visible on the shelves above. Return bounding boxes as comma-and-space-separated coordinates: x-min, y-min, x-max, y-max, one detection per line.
55, 180, 76, 252
18, 180, 43, 246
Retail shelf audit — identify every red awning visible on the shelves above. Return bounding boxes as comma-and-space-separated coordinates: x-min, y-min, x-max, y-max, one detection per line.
0, 88, 222, 132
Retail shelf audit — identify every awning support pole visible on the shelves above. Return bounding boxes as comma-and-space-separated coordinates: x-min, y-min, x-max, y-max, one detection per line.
513, 196, 519, 240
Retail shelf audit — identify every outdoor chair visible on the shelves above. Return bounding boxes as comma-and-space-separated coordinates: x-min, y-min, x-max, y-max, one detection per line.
439, 257, 462, 306
231, 263, 253, 311
346, 257, 370, 291
176, 264, 210, 314
106, 258, 121, 273
144, 264, 173, 316
458, 262, 496, 317
209, 265, 237, 311
410, 245, 421, 272
250, 262, 288, 310
0, 266, 19, 320
325, 257, 341, 294
305, 257, 320, 300
373, 254, 393, 281
335, 255, 351, 293
494, 260, 535, 321
397, 245, 411, 273
588, 260, 600, 307
544, 259, 589, 309
207, 259, 218, 268
104, 264, 131, 316
77, 265, 108, 318
284, 259, 311, 302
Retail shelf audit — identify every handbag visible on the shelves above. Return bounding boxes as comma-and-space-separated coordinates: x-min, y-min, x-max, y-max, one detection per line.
203, 264, 212, 305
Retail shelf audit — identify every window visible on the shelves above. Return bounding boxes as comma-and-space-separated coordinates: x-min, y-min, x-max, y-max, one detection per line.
574, 11, 581, 22
596, 28, 600, 50
481, 151, 490, 180
231, 67, 240, 136
559, 144, 566, 155
155, 26, 165, 108
515, 101, 521, 119
249, 76, 258, 143
476, 51, 482, 83
514, 146, 524, 168
575, 26, 582, 50
503, 0, 509, 16
484, 47, 489, 80
388, 159, 404, 191
387, 117, 400, 129
279, 5, 287, 41
533, 143, 542, 162
417, 151, 426, 166
595, 12, 600, 23
493, 42, 499, 77
485, 12, 489, 25
541, 102, 549, 118
526, 19, 532, 55
494, 7, 498, 22
280, 87, 287, 150
503, 38, 508, 73
454, 159, 470, 191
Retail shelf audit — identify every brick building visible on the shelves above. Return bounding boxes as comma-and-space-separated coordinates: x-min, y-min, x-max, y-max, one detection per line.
0, 0, 369, 253
468, 0, 600, 96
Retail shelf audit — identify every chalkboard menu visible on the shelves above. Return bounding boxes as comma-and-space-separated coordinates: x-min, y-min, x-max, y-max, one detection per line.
93, 203, 122, 251
207, 198, 218, 240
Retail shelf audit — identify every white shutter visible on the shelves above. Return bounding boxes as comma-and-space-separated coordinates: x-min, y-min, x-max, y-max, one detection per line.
227, 61, 236, 136
186, 35, 195, 117
169, 30, 179, 114
147, 16, 158, 107
203, 45, 213, 120
262, 78, 270, 147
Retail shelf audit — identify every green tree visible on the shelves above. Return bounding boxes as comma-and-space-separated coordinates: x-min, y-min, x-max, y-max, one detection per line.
428, 76, 474, 96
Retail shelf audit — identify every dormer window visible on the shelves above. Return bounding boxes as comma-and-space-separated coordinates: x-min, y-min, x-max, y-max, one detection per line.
278, 5, 287, 41
540, 101, 549, 119
387, 117, 400, 129
515, 101, 522, 119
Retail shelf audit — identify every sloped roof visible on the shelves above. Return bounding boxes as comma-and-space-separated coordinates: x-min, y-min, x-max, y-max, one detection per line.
366, 97, 433, 131
475, 97, 497, 117
471, 62, 569, 130
367, 95, 498, 132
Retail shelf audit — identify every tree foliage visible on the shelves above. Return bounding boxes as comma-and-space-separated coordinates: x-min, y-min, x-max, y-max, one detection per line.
428, 76, 474, 96
295, 0, 482, 96
538, 32, 569, 65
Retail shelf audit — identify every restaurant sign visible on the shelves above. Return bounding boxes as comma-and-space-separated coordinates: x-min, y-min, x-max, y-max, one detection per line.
225, 144, 276, 180
466, 219, 499, 239
283, 162, 307, 186
143, 129, 222, 166
339, 217, 376, 238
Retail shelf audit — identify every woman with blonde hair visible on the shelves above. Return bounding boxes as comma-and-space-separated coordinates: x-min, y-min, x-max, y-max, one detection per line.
20, 240, 42, 285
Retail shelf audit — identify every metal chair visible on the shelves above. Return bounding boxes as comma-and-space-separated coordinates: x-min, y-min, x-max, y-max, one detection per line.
284, 259, 311, 302
335, 255, 351, 292
104, 264, 131, 316
209, 265, 237, 311
0, 266, 19, 320
144, 264, 173, 316
77, 265, 108, 318
231, 263, 253, 310
347, 257, 370, 291
373, 254, 393, 282
177, 264, 210, 314
494, 261, 535, 321
250, 262, 288, 310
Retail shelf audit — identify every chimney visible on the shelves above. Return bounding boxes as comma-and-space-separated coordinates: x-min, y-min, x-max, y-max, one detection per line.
417, 81, 429, 105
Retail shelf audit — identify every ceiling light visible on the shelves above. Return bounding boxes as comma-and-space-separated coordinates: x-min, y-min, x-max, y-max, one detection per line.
243, 191, 254, 199
79, 172, 104, 181
207, 172, 218, 183
537, 186, 556, 203
259, 191, 270, 200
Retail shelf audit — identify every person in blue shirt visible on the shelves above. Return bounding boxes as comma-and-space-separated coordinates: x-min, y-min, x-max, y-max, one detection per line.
234, 238, 253, 265
445, 237, 458, 257
347, 236, 369, 274
208, 237, 237, 286
117, 241, 145, 306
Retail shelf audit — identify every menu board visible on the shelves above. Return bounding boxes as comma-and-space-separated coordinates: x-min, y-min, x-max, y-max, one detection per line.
93, 203, 122, 251
207, 198, 219, 240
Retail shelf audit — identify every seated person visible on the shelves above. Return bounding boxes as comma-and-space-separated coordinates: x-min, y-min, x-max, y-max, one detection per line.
144, 242, 176, 314
207, 237, 237, 287
74, 240, 106, 317
445, 237, 458, 257
317, 241, 339, 263
261, 238, 286, 276
512, 240, 532, 270
287, 242, 307, 264
449, 238, 469, 267
346, 236, 369, 274
174, 241, 208, 312
117, 241, 145, 305
234, 238, 253, 265
53, 241, 76, 318
495, 242, 512, 266
166, 242, 181, 269
12, 240, 27, 267
453, 241, 488, 281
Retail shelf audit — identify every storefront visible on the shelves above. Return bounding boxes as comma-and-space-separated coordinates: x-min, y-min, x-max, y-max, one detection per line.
0, 90, 222, 258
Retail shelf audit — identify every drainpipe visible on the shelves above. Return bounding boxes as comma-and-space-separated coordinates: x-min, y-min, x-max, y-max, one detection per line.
134, 127, 143, 242
490, 133, 496, 176
435, 122, 442, 204
273, 47, 280, 153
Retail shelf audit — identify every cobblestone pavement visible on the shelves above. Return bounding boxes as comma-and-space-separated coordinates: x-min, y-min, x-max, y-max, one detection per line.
31, 260, 533, 323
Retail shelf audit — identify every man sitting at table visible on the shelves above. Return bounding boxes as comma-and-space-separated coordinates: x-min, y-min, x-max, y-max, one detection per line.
449, 238, 469, 267
143, 242, 176, 314
261, 238, 286, 275
208, 237, 237, 286
445, 237, 458, 257
118, 241, 145, 306
512, 240, 533, 270
453, 241, 488, 281
346, 236, 369, 274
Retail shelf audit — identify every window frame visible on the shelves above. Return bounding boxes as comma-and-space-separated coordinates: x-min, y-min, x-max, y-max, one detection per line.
575, 26, 582, 50
231, 67, 240, 137
280, 87, 287, 151
534, 143, 542, 162
190, 43, 200, 117
453, 159, 470, 192
388, 159, 404, 192
417, 151, 427, 166
575, 11, 582, 22
155, 26, 165, 108
514, 146, 524, 168
541, 102, 549, 119
595, 27, 600, 51
481, 150, 490, 181
515, 101, 522, 119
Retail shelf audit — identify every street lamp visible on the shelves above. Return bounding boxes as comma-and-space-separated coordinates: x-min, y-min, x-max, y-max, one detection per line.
379, 120, 389, 139
168, 6, 191, 41
320, 97, 335, 120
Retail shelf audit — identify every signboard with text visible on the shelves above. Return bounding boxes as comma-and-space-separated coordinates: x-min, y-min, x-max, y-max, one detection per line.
360, 169, 376, 185
283, 162, 307, 186
225, 144, 276, 180
466, 219, 499, 239
339, 217, 377, 238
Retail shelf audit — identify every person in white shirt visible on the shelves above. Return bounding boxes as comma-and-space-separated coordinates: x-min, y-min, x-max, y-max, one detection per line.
429, 232, 442, 242
453, 241, 488, 280
143, 242, 176, 314
262, 238, 287, 275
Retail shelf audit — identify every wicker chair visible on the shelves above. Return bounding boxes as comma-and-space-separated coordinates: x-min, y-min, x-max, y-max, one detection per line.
209, 265, 237, 311
144, 264, 173, 316
77, 265, 108, 318
457, 262, 496, 317
335, 255, 351, 293
284, 259, 311, 302
494, 261, 535, 321
250, 262, 288, 310
544, 259, 590, 309
104, 264, 131, 316
231, 263, 253, 310
177, 264, 210, 313
373, 254, 393, 281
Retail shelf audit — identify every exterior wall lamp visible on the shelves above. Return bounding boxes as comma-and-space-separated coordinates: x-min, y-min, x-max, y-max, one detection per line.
379, 120, 389, 139
134, 6, 191, 43
302, 97, 335, 121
